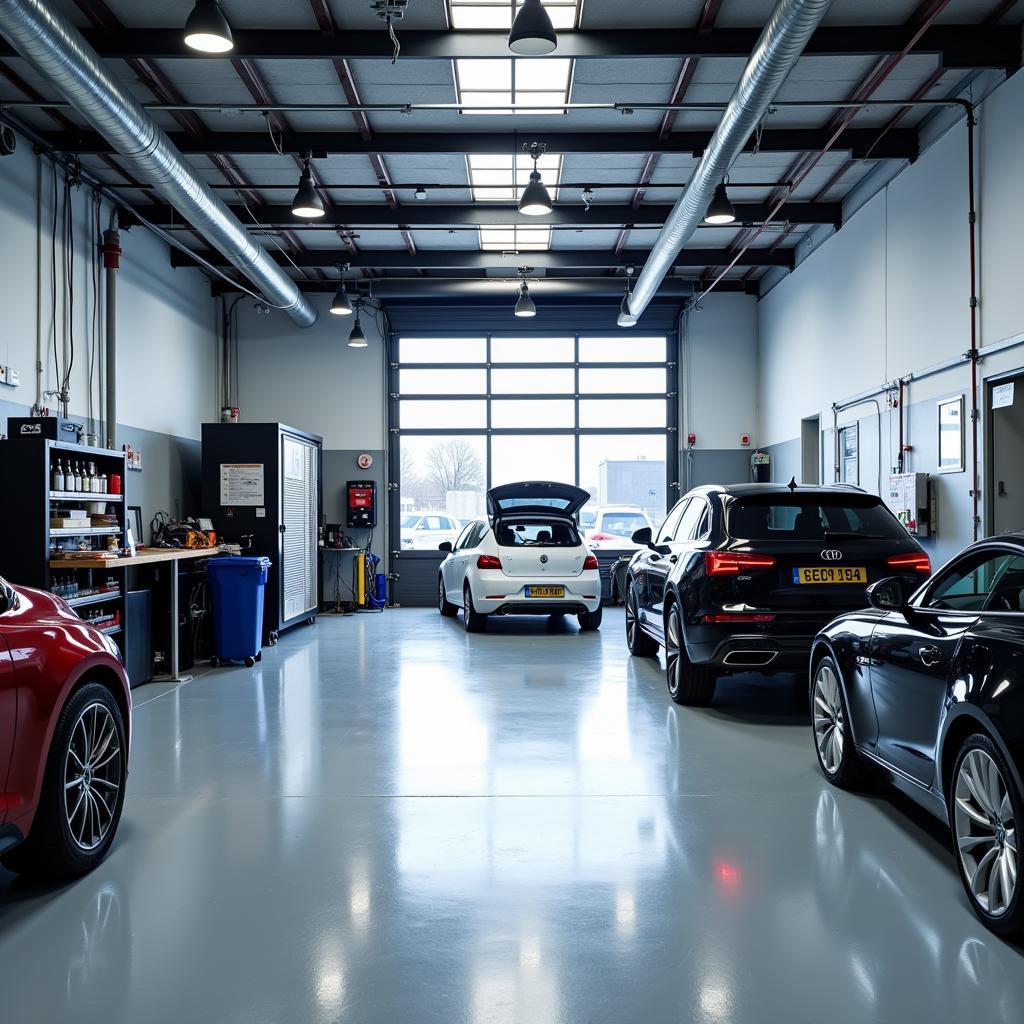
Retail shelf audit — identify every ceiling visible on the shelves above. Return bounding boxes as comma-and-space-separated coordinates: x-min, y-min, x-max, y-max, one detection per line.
0, 0, 1020, 299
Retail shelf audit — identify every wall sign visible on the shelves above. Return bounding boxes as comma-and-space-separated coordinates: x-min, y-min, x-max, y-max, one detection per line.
992, 382, 1015, 410
220, 463, 265, 506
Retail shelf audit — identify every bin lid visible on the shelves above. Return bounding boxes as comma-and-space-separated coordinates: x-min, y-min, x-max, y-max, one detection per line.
208, 555, 271, 571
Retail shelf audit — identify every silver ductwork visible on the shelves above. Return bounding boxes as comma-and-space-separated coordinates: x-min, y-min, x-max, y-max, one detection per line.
628, 0, 835, 318
0, 0, 316, 327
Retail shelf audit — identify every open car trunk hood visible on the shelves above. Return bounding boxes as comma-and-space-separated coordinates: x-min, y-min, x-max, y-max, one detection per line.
487, 481, 591, 519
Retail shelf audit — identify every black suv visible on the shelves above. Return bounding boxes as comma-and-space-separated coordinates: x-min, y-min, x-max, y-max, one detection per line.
624, 483, 931, 705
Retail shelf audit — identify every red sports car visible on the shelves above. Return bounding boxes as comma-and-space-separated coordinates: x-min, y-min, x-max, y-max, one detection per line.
0, 576, 130, 877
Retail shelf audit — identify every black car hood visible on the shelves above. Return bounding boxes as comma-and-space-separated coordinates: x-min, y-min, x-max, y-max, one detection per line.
487, 481, 591, 519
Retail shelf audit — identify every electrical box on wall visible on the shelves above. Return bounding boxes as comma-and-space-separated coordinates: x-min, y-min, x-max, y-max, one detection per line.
346, 480, 377, 530
888, 472, 933, 537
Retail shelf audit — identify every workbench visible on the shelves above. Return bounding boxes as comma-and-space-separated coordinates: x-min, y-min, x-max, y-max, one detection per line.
51, 547, 225, 683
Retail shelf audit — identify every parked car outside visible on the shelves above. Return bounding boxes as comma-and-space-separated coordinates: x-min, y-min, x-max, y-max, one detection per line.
438, 482, 602, 633
624, 483, 931, 705
0, 576, 131, 878
400, 512, 461, 550
810, 536, 1024, 938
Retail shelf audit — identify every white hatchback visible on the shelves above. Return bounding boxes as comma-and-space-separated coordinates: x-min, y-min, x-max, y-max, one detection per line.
438, 482, 603, 633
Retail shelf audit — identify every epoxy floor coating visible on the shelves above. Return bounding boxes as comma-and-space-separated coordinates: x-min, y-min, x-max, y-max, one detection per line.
2, 609, 1023, 1023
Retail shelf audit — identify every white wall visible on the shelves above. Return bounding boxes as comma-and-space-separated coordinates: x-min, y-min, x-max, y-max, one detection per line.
235, 294, 386, 450
0, 129, 218, 441
757, 67, 1024, 556
683, 293, 758, 450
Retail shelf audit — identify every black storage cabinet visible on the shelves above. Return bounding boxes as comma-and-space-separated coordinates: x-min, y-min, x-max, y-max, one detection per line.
201, 423, 322, 643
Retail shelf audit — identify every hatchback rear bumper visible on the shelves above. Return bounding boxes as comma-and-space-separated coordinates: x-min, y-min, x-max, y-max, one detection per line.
470, 571, 602, 614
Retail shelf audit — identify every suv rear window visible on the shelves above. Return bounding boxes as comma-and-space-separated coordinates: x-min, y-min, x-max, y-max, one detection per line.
600, 512, 648, 536
728, 495, 907, 541
495, 518, 580, 548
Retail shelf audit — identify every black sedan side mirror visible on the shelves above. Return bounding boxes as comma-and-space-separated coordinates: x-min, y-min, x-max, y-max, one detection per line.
438, 541, 453, 553
631, 527, 653, 546
867, 576, 910, 612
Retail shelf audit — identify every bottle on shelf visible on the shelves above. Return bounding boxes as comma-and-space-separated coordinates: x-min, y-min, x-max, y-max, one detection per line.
70, 461, 79, 492
52, 460, 64, 492
99, 471, 107, 494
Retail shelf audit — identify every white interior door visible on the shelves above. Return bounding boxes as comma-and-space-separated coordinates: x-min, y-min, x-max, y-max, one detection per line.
281, 434, 319, 622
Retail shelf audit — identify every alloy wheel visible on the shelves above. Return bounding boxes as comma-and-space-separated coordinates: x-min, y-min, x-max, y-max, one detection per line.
954, 748, 1018, 917
813, 662, 845, 774
666, 609, 680, 695
439, 578, 445, 612
63, 701, 122, 851
626, 589, 638, 647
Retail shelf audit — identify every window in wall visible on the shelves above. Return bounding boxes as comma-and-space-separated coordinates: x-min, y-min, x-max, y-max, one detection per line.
839, 424, 859, 485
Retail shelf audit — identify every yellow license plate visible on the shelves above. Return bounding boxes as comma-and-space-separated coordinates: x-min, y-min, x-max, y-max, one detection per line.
793, 566, 867, 585
526, 586, 565, 598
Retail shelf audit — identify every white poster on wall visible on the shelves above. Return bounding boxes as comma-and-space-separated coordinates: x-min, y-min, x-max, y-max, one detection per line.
992, 382, 1015, 410
220, 463, 265, 506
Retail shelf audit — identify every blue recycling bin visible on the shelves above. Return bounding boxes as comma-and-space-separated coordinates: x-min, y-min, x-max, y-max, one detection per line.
207, 556, 271, 667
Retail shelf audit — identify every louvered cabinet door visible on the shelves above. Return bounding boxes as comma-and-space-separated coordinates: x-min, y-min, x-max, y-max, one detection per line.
280, 433, 318, 623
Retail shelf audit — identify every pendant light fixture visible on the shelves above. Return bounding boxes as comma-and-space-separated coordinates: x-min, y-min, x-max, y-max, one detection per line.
183, 0, 234, 53
348, 307, 368, 348
508, 0, 558, 55
291, 153, 325, 219
329, 264, 353, 316
519, 141, 553, 216
617, 266, 637, 328
704, 181, 736, 225
514, 270, 537, 318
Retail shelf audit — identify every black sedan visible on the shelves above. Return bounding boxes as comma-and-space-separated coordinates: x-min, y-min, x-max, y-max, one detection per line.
811, 537, 1024, 937
624, 483, 930, 705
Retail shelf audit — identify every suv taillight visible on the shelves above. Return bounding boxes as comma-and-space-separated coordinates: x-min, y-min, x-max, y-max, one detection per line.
477, 554, 502, 570
583, 554, 599, 570
705, 551, 777, 575
887, 552, 931, 573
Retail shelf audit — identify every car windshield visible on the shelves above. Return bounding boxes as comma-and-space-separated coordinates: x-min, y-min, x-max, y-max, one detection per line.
400, 515, 421, 529
600, 513, 647, 536
495, 517, 580, 548
728, 495, 907, 541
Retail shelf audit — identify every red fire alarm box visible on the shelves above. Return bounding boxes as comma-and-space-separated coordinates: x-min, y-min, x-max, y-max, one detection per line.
346, 480, 377, 529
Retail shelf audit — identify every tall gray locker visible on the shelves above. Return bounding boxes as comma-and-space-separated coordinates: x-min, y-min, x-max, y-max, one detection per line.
202, 423, 323, 643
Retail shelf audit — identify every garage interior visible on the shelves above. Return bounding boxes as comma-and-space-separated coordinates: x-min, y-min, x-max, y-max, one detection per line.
1, 0, 1024, 1019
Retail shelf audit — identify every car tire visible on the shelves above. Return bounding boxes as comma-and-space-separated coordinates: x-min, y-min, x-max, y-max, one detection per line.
665, 603, 717, 705
950, 732, 1024, 938
578, 605, 602, 631
1, 682, 127, 879
626, 582, 659, 657
463, 585, 488, 633
438, 576, 458, 618
811, 655, 866, 789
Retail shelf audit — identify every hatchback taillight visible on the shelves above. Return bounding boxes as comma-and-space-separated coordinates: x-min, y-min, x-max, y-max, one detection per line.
705, 551, 777, 575
887, 552, 931, 574
583, 554, 599, 571
477, 555, 502, 570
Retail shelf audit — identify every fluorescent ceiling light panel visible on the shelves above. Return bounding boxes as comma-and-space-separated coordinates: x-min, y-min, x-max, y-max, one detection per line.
468, 153, 562, 202
455, 57, 572, 115
449, 1, 580, 30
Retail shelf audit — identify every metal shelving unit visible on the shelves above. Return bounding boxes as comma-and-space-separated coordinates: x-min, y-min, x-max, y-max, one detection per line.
0, 437, 127, 648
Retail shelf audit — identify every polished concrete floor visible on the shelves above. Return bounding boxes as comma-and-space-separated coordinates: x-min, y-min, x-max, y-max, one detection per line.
1, 607, 1022, 1023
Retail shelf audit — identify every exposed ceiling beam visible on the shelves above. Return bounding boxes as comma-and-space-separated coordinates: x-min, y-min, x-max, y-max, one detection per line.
172, 247, 794, 271
129, 201, 840, 228
38, 127, 919, 160
2, 26, 1014, 69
